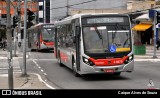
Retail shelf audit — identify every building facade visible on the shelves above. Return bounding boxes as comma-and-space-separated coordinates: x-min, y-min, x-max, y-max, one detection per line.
0, 0, 38, 39
0, 0, 38, 26
50, 0, 131, 22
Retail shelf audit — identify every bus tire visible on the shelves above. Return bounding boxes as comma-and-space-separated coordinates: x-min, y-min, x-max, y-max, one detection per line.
113, 72, 121, 76
72, 60, 80, 77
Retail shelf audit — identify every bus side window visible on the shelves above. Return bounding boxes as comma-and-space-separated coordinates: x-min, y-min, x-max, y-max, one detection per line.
65, 24, 73, 47
71, 21, 76, 44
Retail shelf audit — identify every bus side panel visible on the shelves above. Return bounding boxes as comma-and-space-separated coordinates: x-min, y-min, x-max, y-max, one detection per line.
33, 32, 39, 50
59, 49, 72, 69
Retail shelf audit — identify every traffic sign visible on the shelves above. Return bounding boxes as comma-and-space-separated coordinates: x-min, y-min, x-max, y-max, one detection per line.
149, 9, 155, 18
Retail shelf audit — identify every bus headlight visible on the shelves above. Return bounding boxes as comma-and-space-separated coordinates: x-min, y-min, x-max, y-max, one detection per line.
129, 55, 133, 61
83, 57, 94, 66
124, 54, 134, 64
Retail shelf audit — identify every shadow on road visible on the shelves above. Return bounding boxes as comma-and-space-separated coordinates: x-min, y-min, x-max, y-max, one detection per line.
81, 74, 131, 81
31, 49, 54, 53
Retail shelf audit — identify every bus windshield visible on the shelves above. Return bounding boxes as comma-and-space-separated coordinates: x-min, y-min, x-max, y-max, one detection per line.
83, 25, 131, 53
42, 28, 54, 42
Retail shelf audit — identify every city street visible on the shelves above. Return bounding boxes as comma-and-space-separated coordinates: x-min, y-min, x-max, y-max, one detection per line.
1, 1, 160, 97
23, 50, 160, 89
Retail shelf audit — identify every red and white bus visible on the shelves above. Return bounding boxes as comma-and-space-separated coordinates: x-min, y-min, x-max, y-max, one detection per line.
54, 13, 134, 77
28, 23, 54, 51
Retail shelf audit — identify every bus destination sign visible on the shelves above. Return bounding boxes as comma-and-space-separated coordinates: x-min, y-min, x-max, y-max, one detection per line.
86, 17, 125, 24
43, 25, 54, 28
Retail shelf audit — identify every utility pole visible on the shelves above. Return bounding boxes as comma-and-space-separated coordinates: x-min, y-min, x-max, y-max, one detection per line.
17, 0, 21, 49
6, 0, 13, 89
13, 1, 18, 57
13, 25, 17, 57
153, 8, 157, 58
22, 0, 27, 76
43, 0, 45, 23
66, 0, 69, 16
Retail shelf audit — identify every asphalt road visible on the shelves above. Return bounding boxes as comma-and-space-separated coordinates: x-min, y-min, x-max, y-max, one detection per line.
27, 50, 160, 89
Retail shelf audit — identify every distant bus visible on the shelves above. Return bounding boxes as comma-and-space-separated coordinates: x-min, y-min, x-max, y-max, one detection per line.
54, 13, 134, 77
28, 23, 54, 51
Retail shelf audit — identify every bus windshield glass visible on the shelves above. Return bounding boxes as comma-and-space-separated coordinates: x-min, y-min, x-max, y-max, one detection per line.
83, 24, 131, 53
42, 28, 54, 42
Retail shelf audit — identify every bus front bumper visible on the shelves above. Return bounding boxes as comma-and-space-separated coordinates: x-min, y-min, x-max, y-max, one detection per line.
79, 60, 134, 75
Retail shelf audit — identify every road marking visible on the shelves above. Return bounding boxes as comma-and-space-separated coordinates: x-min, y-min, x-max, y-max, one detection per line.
38, 66, 41, 69
32, 73, 55, 89
32, 59, 41, 68
0, 67, 21, 70
31, 59, 55, 89
0, 74, 8, 77
0, 56, 29, 59
43, 73, 47, 76
41, 69, 44, 72
0, 57, 7, 59
0, 68, 8, 70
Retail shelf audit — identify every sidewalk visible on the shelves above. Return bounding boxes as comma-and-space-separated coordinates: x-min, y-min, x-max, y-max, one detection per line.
0, 73, 52, 89
0, 49, 54, 89
134, 45, 160, 62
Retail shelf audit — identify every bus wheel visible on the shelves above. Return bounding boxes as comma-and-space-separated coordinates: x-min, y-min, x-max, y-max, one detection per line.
113, 72, 121, 76
72, 60, 80, 77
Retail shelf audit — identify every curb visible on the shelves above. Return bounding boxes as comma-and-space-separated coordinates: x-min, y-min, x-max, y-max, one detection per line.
0, 72, 55, 89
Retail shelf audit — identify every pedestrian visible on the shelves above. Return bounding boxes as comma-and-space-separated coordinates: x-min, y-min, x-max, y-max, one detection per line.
2, 37, 7, 50
0, 37, 2, 48
157, 38, 160, 50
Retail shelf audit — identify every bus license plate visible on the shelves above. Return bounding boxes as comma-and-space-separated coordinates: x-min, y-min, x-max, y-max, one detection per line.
104, 69, 115, 73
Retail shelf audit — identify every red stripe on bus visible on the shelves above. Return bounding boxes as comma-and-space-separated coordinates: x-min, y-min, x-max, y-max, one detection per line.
60, 52, 69, 63
89, 56, 129, 66
43, 42, 54, 46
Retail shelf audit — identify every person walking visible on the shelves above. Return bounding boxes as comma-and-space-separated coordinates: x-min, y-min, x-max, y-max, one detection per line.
0, 37, 2, 48
2, 37, 7, 50
157, 38, 160, 50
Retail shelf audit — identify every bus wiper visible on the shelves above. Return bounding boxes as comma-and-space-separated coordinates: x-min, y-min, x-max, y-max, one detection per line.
94, 27, 102, 39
